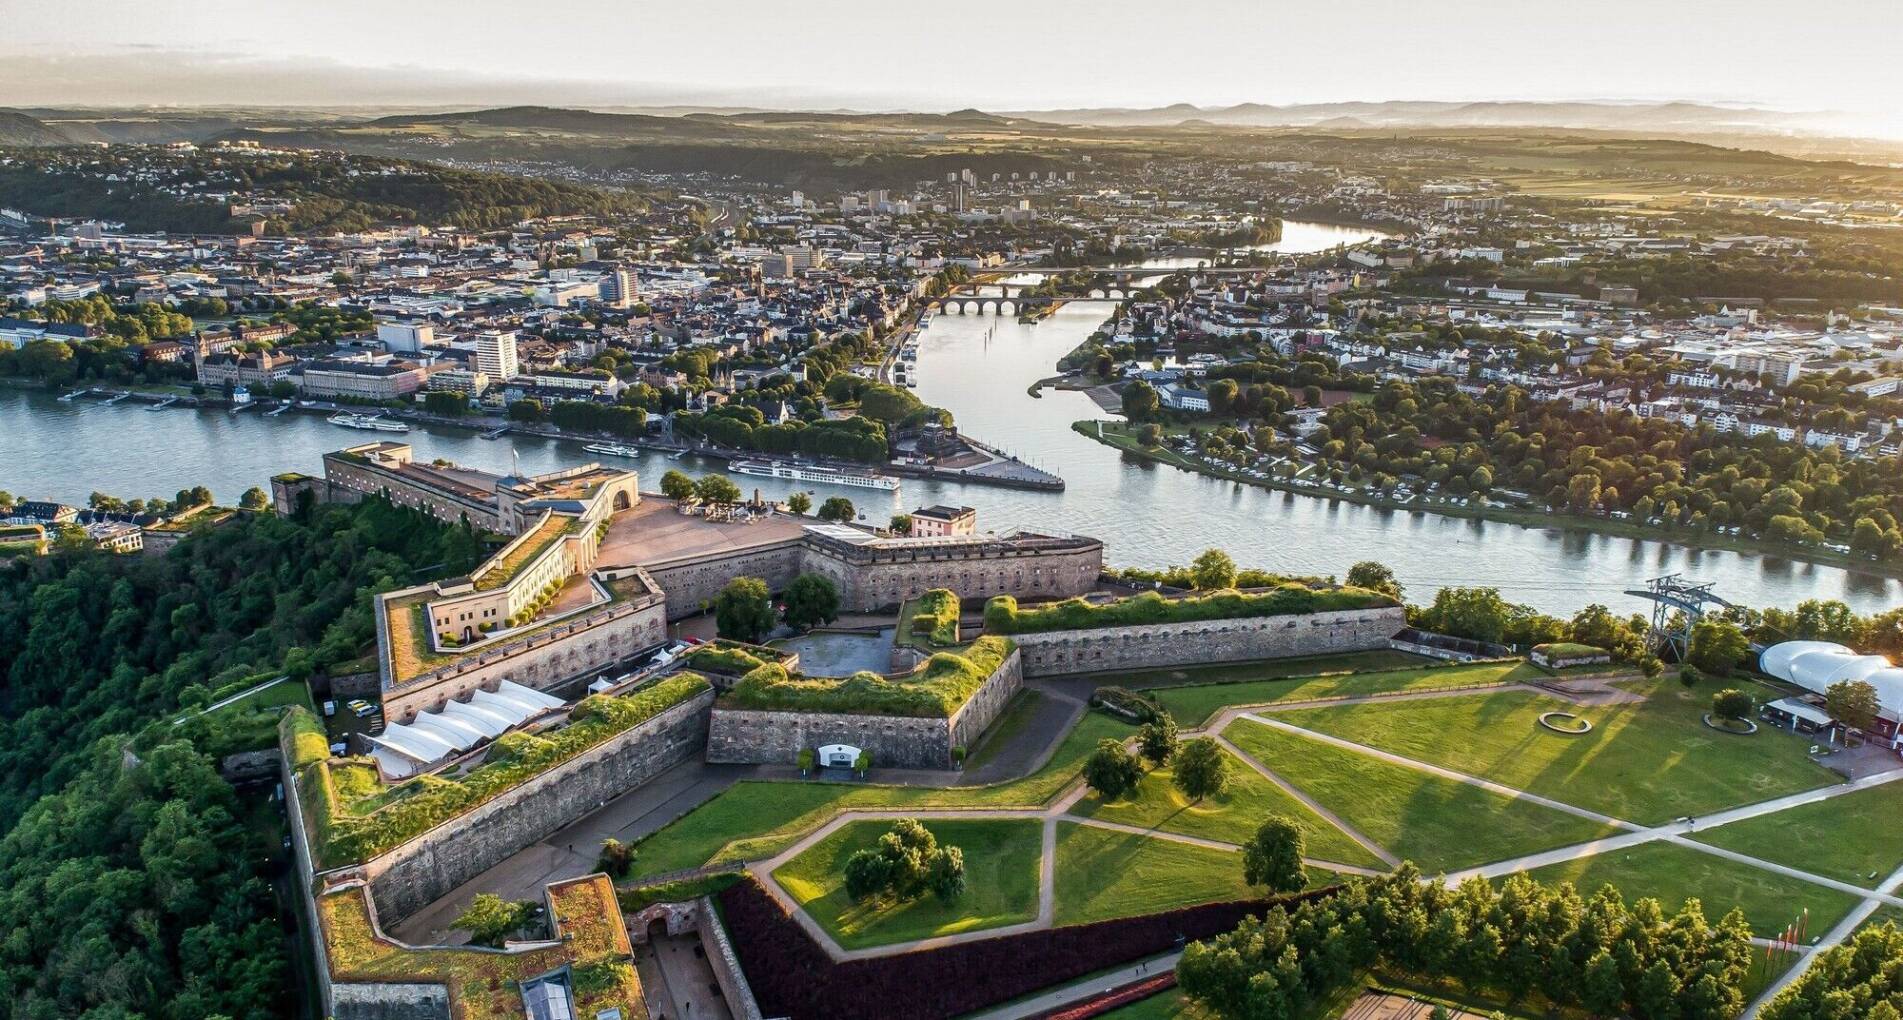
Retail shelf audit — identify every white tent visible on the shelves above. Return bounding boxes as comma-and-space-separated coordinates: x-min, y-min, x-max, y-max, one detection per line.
1759, 640, 1903, 746
368, 680, 567, 777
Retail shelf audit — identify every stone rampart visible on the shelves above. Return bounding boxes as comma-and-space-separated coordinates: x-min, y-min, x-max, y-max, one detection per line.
330, 983, 452, 1020
704, 647, 1022, 769
1012, 606, 1406, 677
363, 688, 714, 923
645, 540, 804, 620
802, 536, 1102, 613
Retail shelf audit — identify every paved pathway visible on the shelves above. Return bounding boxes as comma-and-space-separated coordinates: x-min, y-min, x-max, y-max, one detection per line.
964, 952, 1183, 1020
1744, 859, 1903, 1017
1212, 732, 1400, 868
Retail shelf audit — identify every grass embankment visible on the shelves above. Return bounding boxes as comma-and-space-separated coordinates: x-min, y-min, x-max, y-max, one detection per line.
681, 643, 768, 675
1151, 659, 1532, 728
772, 818, 1043, 948
1692, 780, 1903, 886
1071, 746, 1386, 869
899, 588, 961, 647
320, 875, 640, 1020
718, 634, 1015, 717
1051, 822, 1261, 926
630, 712, 1136, 879
287, 673, 711, 865
1521, 841, 1865, 938
1223, 718, 1620, 873
1077, 418, 1903, 580
1268, 681, 1839, 824
983, 585, 1396, 635
472, 513, 571, 591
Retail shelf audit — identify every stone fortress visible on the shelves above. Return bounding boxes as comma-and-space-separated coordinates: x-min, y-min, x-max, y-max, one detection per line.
277, 443, 1408, 1019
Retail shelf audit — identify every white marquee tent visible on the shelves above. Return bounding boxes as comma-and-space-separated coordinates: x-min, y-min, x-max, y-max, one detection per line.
1759, 640, 1903, 747
367, 680, 566, 777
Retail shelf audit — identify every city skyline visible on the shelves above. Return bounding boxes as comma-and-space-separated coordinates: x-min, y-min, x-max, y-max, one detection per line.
5, 0, 1903, 138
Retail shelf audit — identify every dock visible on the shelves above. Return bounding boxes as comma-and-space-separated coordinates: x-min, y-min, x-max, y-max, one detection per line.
147, 396, 179, 411
479, 426, 511, 440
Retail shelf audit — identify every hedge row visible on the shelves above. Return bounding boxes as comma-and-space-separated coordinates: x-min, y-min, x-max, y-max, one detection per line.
909, 588, 960, 646
288, 673, 712, 865
717, 635, 1014, 718
717, 874, 1333, 1020
984, 585, 1397, 635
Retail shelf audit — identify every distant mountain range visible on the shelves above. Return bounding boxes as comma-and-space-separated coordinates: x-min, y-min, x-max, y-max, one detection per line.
995, 99, 1841, 136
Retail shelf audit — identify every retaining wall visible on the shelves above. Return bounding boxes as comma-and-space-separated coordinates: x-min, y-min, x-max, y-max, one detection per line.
704, 647, 1022, 769
1012, 606, 1407, 677
363, 688, 715, 923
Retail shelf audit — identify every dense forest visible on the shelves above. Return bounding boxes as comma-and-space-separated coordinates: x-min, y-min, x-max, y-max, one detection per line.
0, 146, 647, 234
0, 498, 483, 1018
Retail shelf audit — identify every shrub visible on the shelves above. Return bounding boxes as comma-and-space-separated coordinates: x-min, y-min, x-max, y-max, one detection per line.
683, 643, 768, 675
909, 589, 961, 646
1091, 686, 1164, 724
984, 585, 1395, 635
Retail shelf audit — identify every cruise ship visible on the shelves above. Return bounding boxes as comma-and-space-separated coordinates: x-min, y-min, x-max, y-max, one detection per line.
583, 442, 643, 459
729, 459, 901, 491
327, 412, 412, 433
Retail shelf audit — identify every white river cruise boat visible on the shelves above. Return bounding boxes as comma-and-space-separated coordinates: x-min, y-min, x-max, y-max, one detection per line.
327, 412, 411, 433
729, 459, 902, 492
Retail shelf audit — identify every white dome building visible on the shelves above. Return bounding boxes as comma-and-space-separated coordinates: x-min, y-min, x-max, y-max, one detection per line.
1759, 640, 1903, 747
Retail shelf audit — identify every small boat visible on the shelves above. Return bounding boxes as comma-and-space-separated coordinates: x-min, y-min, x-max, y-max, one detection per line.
265, 402, 292, 416
328, 412, 411, 433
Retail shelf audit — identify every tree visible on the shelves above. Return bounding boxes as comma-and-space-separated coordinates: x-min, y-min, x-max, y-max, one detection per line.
1241, 815, 1307, 893
1138, 716, 1178, 767
423, 390, 466, 416
695, 473, 742, 504
819, 496, 856, 522
239, 486, 269, 511
1172, 737, 1232, 802
927, 844, 966, 903
782, 573, 841, 629
1083, 738, 1143, 801
1138, 423, 1163, 446
785, 491, 812, 515
1687, 619, 1749, 676
889, 513, 913, 535
597, 838, 636, 878
455, 894, 534, 947
1191, 548, 1238, 590
1122, 380, 1160, 419
1711, 688, 1752, 721
713, 576, 775, 642
1419, 587, 1512, 645
843, 818, 963, 904
1346, 561, 1402, 600
660, 469, 695, 500
1826, 679, 1881, 734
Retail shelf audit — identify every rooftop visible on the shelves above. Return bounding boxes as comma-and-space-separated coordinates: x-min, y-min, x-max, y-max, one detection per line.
595, 496, 807, 571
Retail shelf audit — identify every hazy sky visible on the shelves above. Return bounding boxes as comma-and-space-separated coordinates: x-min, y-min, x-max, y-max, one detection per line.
4, 0, 1900, 128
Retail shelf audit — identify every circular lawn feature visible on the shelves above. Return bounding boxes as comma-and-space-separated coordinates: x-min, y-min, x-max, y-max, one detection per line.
1538, 711, 1593, 734
1702, 714, 1760, 735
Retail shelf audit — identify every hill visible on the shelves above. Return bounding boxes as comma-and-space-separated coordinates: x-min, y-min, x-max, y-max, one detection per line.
0, 110, 69, 146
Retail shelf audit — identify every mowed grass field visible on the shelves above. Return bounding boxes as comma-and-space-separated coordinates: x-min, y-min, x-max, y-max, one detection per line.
1069, 747, 1386, 869
1692, 779, 1903, 887
771, 818, 1043, 948
1051, 822, 1260, 925
1268, 682, 1838, 824
1151, 660, 1534, 727
1520, 840, 1864, 938
630, 712, 1136, 878
1223, 718, 1620, 873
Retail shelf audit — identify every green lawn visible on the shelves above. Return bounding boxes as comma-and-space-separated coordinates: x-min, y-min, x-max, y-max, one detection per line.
1267, 682, 1838, 824
771, 819, 1042, 949
1223, 718, 1620, 873
1691, 780, 1903, 887
631, 712, 1136, 879
1520, 840, 1864, 938
1108, 650, 1430, 691
1153, 661, 1533, 728
1052, 822, 1260, 925
1070, 748, 1386, 869
1097, 992, 1208, 1019
965, 689, 1047, 770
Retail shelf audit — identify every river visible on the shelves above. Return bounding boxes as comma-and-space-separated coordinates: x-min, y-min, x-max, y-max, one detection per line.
1, 219, 1897, 615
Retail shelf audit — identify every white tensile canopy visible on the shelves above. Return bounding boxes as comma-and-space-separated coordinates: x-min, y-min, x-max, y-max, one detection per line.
1759, 640, 1903, 741
367, 680, 565, 778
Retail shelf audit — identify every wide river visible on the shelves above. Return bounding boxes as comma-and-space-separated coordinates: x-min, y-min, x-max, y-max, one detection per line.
1, 220, 1896, 615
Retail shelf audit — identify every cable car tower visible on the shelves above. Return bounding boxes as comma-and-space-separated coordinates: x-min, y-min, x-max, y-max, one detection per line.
1624, 574, 1733, 661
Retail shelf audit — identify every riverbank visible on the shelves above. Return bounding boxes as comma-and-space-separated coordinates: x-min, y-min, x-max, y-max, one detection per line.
1074, 419, 1903, 582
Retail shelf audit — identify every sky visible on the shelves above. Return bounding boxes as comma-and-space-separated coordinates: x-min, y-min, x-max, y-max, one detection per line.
4, 0, 1901, 133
